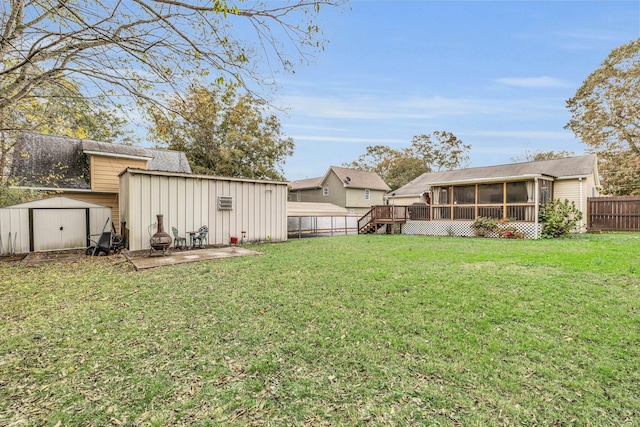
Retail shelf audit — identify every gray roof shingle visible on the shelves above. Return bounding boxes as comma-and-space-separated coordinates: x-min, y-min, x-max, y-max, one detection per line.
393, 155, 598, 197
9, 131, 191, 190
290, 166, 390, 192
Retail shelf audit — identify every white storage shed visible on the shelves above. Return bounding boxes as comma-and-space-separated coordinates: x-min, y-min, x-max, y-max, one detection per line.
0, 196, 112, 254
119, 169, 288, 251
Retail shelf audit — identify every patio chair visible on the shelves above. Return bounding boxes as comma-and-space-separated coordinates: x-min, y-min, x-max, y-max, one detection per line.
171, 227, 187, 250
192, 225, 208, 248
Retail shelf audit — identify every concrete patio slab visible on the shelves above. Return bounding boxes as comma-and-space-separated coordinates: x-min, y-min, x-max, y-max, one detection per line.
124, 246, 261, 270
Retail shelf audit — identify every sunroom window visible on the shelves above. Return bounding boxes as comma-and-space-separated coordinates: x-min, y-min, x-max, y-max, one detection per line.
453, 185, 475, 204
478, 183, 503, 204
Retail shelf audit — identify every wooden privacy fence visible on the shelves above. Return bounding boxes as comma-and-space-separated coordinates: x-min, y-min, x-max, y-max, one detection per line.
588, 196, 640, 232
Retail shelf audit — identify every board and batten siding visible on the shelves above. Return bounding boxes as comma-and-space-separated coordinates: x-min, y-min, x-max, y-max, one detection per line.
120, 169, 288, 251
91, 155, 148, 192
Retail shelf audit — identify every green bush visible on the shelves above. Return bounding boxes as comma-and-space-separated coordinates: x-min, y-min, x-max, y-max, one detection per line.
470, 216, 498, 237
538, 199, 583, 238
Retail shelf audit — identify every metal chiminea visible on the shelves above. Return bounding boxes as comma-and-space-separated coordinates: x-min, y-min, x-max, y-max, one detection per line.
150, 214, 172, 256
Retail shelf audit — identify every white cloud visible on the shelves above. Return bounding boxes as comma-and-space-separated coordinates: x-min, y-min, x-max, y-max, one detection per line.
290, 135, 405, 145
495, 76, 571, 88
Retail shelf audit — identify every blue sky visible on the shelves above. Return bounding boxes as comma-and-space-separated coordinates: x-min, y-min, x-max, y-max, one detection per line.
272, 0, 640, 181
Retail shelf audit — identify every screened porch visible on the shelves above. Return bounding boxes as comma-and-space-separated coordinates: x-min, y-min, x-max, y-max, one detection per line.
429, 178, 553, 222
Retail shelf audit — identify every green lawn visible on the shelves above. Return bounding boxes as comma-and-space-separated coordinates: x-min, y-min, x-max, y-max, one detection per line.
1, 234, 639, 426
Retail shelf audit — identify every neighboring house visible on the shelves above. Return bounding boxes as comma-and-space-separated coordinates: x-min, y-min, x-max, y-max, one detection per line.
8, 131, 191, 231
288, 166, 391, 215
380, 155, 600, 237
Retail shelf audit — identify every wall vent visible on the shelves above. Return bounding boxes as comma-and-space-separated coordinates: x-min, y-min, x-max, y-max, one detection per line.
218, 196, 233, 210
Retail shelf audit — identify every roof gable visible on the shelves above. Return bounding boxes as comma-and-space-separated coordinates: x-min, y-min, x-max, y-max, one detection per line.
325, 166, 391, 191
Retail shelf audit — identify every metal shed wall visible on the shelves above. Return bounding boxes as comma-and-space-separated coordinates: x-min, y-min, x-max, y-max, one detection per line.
120, 169, 288, 251
0, 196, 111, 254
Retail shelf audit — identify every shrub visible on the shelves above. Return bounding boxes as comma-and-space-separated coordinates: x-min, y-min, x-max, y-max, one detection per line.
470, 216, 498, 237
0, 185, 49, 208
496, 219, 525, 239
539, 199, 583, 238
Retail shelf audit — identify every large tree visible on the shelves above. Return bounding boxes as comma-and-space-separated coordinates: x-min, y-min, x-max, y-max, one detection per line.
1, 0, 342, 119
344, 131, 470, 190
566, 38, 640, 195
148, 84, 293, 180
0, 76, 131, 181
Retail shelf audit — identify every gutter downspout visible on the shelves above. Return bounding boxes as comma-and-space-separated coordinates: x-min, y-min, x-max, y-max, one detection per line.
534, 177, 540, 239
579, 177, 584, 232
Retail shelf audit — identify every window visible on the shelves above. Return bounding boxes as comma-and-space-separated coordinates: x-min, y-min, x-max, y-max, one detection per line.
218, 196, 233, 210
506, 182, 528, 203
539, 179, 552, 204
364, 189, 370, 200
323, 187, 329, 196
478, 183, 503, 204
432, 186, 449, 205
453, 185, 475, 204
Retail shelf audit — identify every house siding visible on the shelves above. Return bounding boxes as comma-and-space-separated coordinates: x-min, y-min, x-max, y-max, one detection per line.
323, 172, 347, 207
554, 177, 598, 232
91, 155, 147, 192
345, 188, 385, 214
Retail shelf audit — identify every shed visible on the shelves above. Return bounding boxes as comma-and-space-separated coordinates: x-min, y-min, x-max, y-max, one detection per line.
0, 197, 112, 254
119, 168, 288, 251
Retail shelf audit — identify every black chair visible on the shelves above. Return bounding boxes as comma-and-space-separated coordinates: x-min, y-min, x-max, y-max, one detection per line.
171, 227, 187, 249
192, 225, 208, 248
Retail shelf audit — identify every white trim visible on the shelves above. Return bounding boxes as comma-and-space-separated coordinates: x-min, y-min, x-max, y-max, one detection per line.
120, 167, 289, 186
8, 185, 93, 192
84, 150, 153, 161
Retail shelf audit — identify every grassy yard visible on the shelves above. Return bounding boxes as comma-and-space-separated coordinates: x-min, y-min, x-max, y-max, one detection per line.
1, 234, 639, 426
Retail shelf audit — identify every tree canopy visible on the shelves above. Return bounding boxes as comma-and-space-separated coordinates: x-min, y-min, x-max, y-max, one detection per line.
148, 84, 294, 180
0, 76, 130, 181
511, 149, 575, 163
344, 131, 470, 190
566, 38, 640, 195
1, 0, 342, 118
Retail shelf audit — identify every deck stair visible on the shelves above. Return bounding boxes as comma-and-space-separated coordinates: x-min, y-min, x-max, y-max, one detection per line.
358, 206, 409, 234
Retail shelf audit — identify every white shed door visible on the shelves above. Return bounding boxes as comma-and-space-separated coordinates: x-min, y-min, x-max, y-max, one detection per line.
33, 209, 87, 251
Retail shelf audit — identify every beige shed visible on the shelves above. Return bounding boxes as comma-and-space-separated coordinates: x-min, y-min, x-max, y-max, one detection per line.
0, 196, 112, 254
119, 168, 288, 251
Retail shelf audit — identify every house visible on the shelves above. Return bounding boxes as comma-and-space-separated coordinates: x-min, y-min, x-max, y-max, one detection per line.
8, 131, 191, 231
375, 155, 600, 238
288, 166, 391, 215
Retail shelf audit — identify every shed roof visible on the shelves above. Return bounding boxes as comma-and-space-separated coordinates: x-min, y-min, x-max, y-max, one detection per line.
120, 168, 289, 186
9, 131, 191, 190
287, 202, 350, 216
1, 196, 110, 209
393, 154, 599, 197
289, 176, 323, 190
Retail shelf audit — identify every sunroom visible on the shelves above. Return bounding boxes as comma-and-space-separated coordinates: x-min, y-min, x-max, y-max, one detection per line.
430, 176, 553, 222
377, 155, 600, 238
